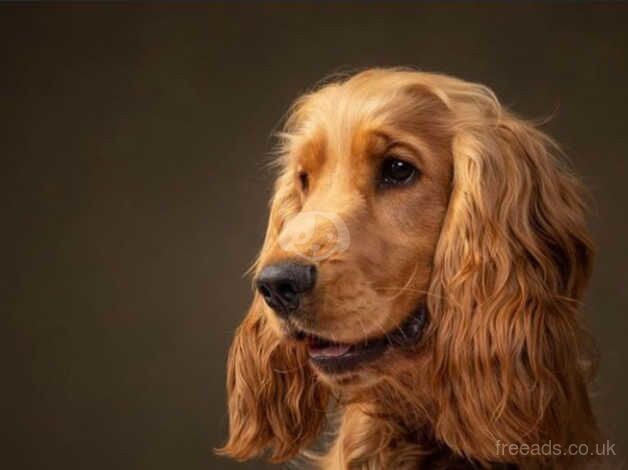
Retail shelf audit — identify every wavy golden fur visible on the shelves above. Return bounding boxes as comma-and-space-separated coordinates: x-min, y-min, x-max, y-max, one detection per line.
218, 69, 599, 469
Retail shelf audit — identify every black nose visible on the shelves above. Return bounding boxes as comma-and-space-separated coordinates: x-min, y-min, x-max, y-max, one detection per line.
255, 262, 317, 317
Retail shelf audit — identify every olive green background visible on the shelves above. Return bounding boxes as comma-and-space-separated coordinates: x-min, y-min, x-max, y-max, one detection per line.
2, 3, 626, 469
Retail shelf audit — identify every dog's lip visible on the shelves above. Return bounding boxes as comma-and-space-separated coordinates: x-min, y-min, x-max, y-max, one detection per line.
295, 305, 427, 374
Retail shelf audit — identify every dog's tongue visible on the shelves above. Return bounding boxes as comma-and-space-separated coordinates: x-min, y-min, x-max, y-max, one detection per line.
307, 338, 351, 358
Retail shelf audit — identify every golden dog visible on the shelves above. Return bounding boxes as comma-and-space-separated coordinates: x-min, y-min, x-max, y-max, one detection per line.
218, 69, 598, 469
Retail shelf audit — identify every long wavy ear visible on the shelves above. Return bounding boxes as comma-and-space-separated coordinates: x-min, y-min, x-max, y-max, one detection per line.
427, 92, 598, 466
217, 172, 329, 463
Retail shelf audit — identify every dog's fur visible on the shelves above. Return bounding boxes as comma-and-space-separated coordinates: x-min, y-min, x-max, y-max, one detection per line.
218, 69, 599, 469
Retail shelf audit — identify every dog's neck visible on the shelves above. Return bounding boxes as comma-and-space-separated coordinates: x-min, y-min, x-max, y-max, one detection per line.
319, 402, 513, 470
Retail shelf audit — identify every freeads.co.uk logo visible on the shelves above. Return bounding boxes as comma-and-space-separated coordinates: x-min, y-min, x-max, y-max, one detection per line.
278, 211, 350, 262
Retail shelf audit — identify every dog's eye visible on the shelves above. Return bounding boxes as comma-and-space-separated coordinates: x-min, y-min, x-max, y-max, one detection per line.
380, 158, 418, 188
298, 171, 309, 192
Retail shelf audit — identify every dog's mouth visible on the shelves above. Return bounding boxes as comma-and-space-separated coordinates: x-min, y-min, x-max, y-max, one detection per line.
294, 306, 427, 374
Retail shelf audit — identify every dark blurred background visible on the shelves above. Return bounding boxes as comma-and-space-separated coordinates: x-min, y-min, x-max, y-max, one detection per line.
1, 3, 626, 469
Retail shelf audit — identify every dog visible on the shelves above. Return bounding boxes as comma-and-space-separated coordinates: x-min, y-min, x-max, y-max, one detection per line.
218, 68, 599, 469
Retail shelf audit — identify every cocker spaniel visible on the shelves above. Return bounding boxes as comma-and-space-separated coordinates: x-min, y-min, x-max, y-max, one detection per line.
218, 69, 599, 469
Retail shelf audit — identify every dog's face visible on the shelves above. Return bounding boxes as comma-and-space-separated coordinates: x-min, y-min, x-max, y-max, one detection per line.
255, 81, 453, 384
220, 70, 596, 466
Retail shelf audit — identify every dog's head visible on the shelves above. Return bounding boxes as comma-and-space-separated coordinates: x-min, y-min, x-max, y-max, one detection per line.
218, 69, 597, 465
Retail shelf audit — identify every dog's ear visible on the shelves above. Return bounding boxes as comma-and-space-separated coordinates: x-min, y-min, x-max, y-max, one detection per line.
427, 99, 598, 465
217, 171, 329, 463
217, 298, 328, 463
